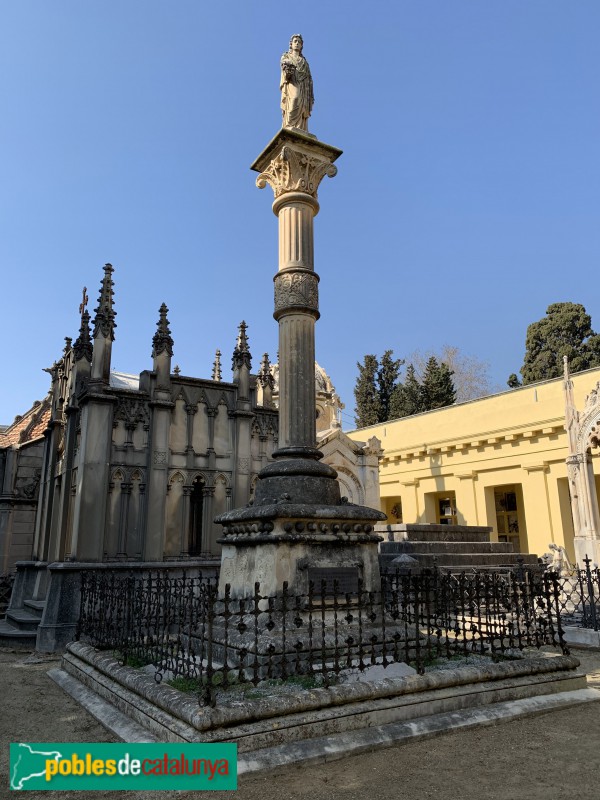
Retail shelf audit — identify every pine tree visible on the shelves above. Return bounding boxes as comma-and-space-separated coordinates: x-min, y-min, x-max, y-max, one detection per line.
421, 357, 456, 410
518, 302, 600, 384
377, 350, 403, 422
354, 355, 382, 427
389, 364, 423, 419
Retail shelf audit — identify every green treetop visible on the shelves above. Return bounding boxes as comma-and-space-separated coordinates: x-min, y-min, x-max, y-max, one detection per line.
517, 302, 600, 385
354, 354, 382, 427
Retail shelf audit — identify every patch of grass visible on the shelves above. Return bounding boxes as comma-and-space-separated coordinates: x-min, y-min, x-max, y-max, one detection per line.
168, 676, 204, 693
112, 650, 154, 669
167, 670, 333, 698
167, 670, 247, 694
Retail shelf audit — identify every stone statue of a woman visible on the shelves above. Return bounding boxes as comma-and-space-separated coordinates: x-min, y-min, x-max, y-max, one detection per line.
280, 34, 314, 131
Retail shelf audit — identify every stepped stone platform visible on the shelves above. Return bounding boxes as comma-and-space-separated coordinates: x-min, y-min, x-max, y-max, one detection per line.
376, 524, 540, 573
48, 642, 599, 774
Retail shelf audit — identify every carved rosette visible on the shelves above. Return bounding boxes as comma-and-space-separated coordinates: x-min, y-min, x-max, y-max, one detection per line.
274, 271, 319, 319
256, 145, 337, 199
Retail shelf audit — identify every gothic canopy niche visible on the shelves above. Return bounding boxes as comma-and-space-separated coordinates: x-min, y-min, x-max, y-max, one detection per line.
578, 383, 600, 453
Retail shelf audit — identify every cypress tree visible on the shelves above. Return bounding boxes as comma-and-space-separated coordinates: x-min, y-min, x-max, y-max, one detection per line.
389, 363, 423, 419
354, 355, 382, 427
377, 350, 403, 422
421, 356, 456, 410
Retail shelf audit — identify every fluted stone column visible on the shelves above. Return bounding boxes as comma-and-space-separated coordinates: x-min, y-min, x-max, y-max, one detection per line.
254, 131, 338, 460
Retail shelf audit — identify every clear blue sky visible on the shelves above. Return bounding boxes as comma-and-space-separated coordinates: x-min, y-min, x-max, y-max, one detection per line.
1, 1, 598, 427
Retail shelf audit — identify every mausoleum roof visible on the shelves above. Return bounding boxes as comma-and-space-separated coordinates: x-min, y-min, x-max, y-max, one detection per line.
109, 371, 139, 390
0, 397, 51, 448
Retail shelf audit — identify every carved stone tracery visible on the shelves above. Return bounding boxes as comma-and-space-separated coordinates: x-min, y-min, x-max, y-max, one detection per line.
113, 396, 150, 429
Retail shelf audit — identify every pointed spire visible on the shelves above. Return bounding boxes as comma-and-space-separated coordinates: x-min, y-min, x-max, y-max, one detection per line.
212, 349, 222, 381
92, 263, 117, 341
152, 303, 174, 358
232, 321, 252, 371
73, 310, 93, 362
258, 353, 275, 390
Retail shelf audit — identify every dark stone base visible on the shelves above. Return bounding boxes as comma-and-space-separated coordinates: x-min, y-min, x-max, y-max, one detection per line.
216, 453, 386, 600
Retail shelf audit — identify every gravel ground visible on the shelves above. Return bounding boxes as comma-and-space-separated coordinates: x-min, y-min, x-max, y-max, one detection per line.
1, 647, 599, 800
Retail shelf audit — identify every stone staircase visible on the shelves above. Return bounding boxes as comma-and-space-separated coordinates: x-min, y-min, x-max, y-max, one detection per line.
0, 599, 44, 649
377, 524, 540, 573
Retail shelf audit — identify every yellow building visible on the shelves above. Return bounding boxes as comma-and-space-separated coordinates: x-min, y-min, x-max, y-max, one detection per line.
348, 366, 600, 565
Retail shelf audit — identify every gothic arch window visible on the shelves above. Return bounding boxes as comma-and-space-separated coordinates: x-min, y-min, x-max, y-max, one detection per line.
189, 475, 205, 556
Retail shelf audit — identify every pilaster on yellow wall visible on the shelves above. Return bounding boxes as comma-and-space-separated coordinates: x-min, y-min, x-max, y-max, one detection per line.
455, 473, 479, 526
400, 479, 420, 523
520, 463, 553, 555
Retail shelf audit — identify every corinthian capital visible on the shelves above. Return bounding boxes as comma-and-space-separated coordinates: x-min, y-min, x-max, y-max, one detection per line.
256, 145, 337, 199
251, 128, 342, 201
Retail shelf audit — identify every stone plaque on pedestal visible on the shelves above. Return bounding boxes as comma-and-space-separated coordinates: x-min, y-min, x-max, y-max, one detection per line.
308, 567, 360, 595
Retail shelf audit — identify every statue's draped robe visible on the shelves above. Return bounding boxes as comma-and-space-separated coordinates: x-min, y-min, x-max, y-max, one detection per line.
280, 52, 314, 131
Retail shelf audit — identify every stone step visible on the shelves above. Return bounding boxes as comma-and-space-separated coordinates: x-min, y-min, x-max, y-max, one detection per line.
380, 553, 539, 569
6, 609, 43, 631
380, 542, 514, 555
23, 600, 46, 618
375, 525, 492, 544
0, 619, 36, 649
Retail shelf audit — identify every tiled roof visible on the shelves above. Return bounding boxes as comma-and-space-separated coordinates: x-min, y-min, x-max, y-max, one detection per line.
0, 397, 51, 448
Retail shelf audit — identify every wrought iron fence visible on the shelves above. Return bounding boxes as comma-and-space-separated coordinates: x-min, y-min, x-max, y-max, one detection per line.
556, 556, 600, 631
0, 572, 15, 617
76, 567, 567, 706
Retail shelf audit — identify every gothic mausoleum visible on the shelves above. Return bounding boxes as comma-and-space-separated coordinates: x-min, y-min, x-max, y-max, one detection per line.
0, 264, 379, 649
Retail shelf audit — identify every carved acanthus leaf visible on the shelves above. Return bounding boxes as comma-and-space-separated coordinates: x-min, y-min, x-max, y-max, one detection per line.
256, 146, 337, 198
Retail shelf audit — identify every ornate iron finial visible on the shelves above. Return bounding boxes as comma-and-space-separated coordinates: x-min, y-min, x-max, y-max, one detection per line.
258, 353, 275, 390
79, 286, 89, 316
92, 263, 117, 341
173, 364, 181, 376
152, 302, 174, 358
212, 349, 222, 382
73, 310, 93, 362
232, 321, 251, 371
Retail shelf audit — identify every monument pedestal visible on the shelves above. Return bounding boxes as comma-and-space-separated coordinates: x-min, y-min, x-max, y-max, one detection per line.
218, 502, 384, 598
216, 127, 386, 597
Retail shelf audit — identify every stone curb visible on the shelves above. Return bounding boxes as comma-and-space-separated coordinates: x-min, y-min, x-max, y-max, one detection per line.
66, 642, 580, 732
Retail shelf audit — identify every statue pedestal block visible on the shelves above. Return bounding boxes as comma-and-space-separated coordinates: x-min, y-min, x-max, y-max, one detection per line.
217, 503, 384, 598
